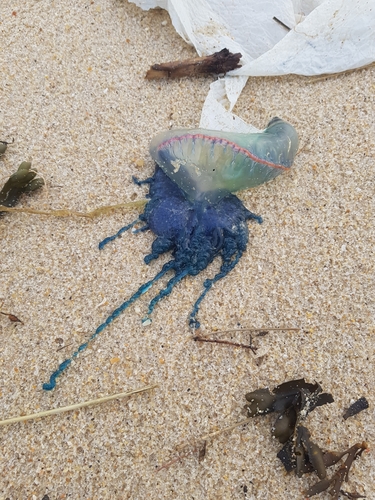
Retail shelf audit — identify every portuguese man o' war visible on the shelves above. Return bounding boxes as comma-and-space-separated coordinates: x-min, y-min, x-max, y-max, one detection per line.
150, 117, 298, 204
43, 117, 298, 390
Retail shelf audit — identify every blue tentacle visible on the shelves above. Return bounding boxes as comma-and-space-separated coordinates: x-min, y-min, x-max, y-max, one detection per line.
132, 175, 153, 186
189, 250, 243, 329
144, 236, 174, 265
132, 224, 149, 234
98, 219, 140, 250
42, 260, 175, 390
246, 210, 263, 224
143, 267, 191, 323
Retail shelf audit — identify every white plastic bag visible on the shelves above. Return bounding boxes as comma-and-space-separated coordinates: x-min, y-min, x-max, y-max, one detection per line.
129, 0, 375, 130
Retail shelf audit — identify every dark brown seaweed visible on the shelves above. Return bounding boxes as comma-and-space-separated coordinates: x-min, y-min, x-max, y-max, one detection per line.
277, 439, 296, 472
299, 426, 326, 479
340, 490, 366, 499
343, 397, 369, 420
198, 441, 207, 462
272, 406, 297, 443
244, 388, 276, 416
305, 442, 368, 499
244, 379, 367, 499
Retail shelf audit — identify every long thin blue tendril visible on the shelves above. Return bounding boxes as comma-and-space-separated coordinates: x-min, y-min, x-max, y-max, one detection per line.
189, 251, 243, 329
144, 268, 190, 319
42, 260, 175, 391
98, 219, 139, 250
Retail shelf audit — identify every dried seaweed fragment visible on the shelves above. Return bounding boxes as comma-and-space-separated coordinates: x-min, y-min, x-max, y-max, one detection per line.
245, 378, 333, 432
299, 426, 326, 479
0, 161, 44, 212
243, 380, 368, 498
340, 490, 366, 499
0, 311, 23, 324
198, 440, 207, 462
146, 48, 242, 79
305, 442, 368, 499
343, 397, 369, 420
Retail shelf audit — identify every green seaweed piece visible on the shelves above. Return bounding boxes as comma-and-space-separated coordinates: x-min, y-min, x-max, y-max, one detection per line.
0, 139, 13, 156
0, 161, 44, 210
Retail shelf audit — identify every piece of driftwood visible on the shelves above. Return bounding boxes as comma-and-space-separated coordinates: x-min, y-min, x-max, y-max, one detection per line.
146, 48, 242, 79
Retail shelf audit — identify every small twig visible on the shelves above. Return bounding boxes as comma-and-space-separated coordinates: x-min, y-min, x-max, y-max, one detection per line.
199, 417, 252, 442
56, 342, 74, 352
213, 327, 299, 334
0, 384, 158, 426
158, 418, 252, 471
156, 445, 202, 472
255, 331, 269, 337
194, 327, 299, 352
273, 16, 291, 31
193, 335, 257, 354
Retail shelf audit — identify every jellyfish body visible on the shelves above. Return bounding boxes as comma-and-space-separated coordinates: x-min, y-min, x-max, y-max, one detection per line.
137, 166, 263, 326
42, 118, 298, 390
150, 117, 299, 204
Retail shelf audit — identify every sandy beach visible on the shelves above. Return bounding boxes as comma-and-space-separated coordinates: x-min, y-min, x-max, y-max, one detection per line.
0, 1, 374, 499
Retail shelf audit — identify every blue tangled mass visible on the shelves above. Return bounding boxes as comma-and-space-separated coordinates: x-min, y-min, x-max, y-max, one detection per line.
43, 166, 262, 390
